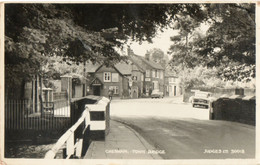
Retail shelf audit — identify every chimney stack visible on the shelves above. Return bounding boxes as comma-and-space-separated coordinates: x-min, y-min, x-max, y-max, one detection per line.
127, 46, 134, 56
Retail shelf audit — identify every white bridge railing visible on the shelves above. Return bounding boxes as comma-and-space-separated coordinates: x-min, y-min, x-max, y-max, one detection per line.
44, 109, 90, 159
44, 96, 110, 159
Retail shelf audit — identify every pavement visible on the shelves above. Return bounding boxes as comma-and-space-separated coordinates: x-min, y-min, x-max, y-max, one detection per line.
84, 120, 162, 159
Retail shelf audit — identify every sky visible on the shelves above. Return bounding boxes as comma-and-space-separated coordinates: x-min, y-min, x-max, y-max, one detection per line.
116, 28, 179, 58
116, 22, 209, 58
128, 29, 179, 56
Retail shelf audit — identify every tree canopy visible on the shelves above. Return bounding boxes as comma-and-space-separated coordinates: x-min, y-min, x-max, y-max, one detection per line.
5, 3, 206, 87
5, 3, 255, 89
168, 3, 255, 85
145, 48, 169, 68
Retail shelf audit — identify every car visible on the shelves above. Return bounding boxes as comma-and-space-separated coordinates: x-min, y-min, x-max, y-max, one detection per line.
151, 89, 164, 98
189, 91, 216, 109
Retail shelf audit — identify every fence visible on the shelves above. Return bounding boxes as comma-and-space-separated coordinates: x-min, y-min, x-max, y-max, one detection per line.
5, 99, 71, 131
53, 91, 68, 101
45, 109, 91, 159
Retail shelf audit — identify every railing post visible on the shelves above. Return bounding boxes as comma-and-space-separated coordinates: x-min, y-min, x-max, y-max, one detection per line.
86, 97, 110, 140
66, 133, 74, 158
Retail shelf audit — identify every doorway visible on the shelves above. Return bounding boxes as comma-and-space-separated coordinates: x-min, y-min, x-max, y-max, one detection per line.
174, 86, 177, 96
93, 86, 101, 96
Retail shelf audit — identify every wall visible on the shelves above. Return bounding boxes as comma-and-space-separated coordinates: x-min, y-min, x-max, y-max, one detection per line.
183, 87, 255, 102
144, 69, 165, 94
74, 84, 83, 98
212, 96, 255, 125
131, 70, 144, 97
95, 66, 125, 97
122, 76, 130, 98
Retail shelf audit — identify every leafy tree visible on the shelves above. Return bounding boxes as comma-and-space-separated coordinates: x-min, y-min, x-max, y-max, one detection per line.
194, 4, 255, 67
145, 48, 169, 68
3, 3, 207, 89
168, 3, 255, 86
218, 63, 255, 82
5, 4, 121, 88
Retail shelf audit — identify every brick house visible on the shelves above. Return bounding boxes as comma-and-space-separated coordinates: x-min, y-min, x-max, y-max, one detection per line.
165, 72, 181, 96
85, 62, 132, 98
84, 48, 165, 98
127, 48, 165, 96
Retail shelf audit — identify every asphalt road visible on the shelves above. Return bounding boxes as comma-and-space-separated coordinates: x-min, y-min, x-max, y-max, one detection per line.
110, 97, 255, 159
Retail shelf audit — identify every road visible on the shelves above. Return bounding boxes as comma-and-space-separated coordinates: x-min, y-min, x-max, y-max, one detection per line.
110, 97, 255, 159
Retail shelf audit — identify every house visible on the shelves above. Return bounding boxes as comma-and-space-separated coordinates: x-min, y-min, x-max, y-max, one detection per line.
166, 72, 181, 96
84, 47, 165, 98
127, 48, 165, 96
85, 62, 132, 98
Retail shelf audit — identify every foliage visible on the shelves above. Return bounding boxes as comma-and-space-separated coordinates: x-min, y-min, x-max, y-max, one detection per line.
5, 4, 120, 87
194, 4, 255, 67
176, 66, 222, 89
168, 3, 255, 85
145, 48, 169, 68
5, 4, 206, 88
218, 64, 255, 82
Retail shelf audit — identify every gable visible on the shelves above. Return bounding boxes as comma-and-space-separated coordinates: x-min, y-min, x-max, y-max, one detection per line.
114, 63, 132, 75
90, 77, 103, 86
96, 65, 118, 73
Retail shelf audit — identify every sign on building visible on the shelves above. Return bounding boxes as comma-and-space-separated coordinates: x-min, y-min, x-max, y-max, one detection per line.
145, 78, 151, 82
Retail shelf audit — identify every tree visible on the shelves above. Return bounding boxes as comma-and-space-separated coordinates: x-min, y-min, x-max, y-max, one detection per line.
145, 48, 169, 68
194, 4, 255, 67
168, 3, 255, 85
4, 3, 208, 89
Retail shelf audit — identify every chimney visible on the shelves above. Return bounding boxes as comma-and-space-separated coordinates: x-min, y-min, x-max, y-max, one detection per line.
145, 50, 150, 61
127, 46, 134, 56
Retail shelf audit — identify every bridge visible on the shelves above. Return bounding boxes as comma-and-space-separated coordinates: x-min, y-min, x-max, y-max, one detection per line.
44, 96, 110, 159
44, 96, 160, 159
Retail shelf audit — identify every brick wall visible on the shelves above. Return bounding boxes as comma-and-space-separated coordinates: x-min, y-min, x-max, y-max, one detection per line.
212, 95, 255, 125
95, 66, 126, 97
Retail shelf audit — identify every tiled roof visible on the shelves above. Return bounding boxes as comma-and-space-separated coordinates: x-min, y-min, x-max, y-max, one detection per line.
130, 54, 164, 70
128, 55, 146, 72
114, 63, 132, 75
85, 62, 132, 75
85, 63, 101, 73
84, 52, 165, 76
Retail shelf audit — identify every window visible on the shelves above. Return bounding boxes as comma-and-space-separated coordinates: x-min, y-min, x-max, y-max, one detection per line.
132, 76, 137, 81
104, 72, 111, 82
112, 73, 119, 82
110, 86, 119, 94
160, 71, 163, 79
170, 77, 176, 83
152, 70, 155, 78
156, 70, 159, 78
146, 70, 150, 77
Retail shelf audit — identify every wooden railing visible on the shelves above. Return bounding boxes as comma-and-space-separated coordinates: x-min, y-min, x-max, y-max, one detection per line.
45, 108, 90, 159
44, 96, 110, 159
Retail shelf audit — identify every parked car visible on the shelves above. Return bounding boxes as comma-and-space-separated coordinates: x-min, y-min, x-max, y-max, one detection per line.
151, 89, 164, 98
189, 91, 216, 109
